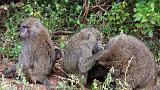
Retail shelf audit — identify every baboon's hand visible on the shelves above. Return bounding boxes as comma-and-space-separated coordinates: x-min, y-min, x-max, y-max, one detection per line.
43, 79, 55, 90
2, 65, 16, 78
2, 68, 15, 78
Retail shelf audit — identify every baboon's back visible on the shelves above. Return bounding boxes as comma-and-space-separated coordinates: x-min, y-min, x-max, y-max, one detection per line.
102, 34, 156, 89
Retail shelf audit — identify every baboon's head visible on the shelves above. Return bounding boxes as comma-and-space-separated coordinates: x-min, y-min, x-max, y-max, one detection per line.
54, 47, 62, 60
80, 28, 104, 54
20, 17, 43, 39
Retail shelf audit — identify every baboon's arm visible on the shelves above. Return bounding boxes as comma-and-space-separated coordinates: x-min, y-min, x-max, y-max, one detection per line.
79, 50, 110, 74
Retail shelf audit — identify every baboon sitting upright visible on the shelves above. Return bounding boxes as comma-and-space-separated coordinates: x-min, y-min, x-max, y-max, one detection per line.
2, 17, 58, 90
63, 28, 104, 84
94, 34, 157, 90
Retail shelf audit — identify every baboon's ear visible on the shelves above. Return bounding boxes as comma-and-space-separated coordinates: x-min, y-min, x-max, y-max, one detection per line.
54, 48, 62, 60
81, 29, 92, 40
34, 21, 43, 28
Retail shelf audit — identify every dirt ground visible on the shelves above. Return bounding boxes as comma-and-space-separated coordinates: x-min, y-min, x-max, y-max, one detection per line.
1, 55, 160, 90
0, 56, 64, 90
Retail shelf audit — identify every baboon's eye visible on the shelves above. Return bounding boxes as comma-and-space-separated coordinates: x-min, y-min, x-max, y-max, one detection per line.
35, 22, 42, 28
35, 23, 39, 27
22, 26, 29, 30
83, 32, 92, 40
21, 26, 29, 33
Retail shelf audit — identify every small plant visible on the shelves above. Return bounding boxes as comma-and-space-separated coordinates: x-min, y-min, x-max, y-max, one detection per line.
92, 67, 128, 90
1, 17, 21, 59
133, 1, 160, 37
0, 74, 18, 90
16, 64, 31, 90
0, 64, 30, 90
16, 64, 29, 85
56, 74, 85, 90
102, 1, 130, 36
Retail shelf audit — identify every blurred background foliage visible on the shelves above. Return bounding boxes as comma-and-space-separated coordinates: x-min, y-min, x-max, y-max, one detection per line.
0, 0, 159, 61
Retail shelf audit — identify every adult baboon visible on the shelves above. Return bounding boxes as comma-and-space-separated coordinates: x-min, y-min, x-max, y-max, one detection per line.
2, 17, 60, 90
63, 27, 103, 84
94, 34, 157, 90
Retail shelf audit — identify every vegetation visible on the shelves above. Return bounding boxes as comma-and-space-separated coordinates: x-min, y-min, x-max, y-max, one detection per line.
0, 0, 160, 90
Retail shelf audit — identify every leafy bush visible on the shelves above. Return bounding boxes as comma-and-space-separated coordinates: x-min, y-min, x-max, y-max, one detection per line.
102, 1, 130, 36
0, 0, 160, 89
0, 0, 159, 59
1, 12, 22, 59
134, 1, 160, 37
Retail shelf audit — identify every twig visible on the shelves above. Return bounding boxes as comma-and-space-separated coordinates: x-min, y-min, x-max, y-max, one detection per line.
124, 55, 134, 83
94, 6, 106, 12
56, 66, 69, 77
52, 31, 73, 35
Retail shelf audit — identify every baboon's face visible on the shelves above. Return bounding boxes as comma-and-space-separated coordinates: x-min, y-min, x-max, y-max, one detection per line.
92, 40, 103, 54
20, 17, 43, 39
20, 25, 30, 39
54, 48, 62, 60
80, 28, 103, 54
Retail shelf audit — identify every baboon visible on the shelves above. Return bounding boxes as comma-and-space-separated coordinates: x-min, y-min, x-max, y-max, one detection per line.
2, 17, 60, 90
94, 34, 157, 90
87, 63, 108, 85
63, 27, 103, 84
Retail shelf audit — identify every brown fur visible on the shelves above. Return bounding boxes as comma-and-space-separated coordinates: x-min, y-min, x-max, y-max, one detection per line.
87, 63, 108, 85
0, 7, 7, 26
95, 34, 157, 90
63, 27, 103, 84
3, 17, 56, 90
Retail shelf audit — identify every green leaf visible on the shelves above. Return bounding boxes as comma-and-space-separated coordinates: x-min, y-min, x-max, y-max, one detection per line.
59, 82, 64, 87
64, 0, 69, 3
133, 13, 143, 19
150, 3, 155, 11
141, 17, 147, 22
148, 31, 153, 37
76, 5, 82, 11
116, 16, 120, 19
124, 13, 129, 16
150, 20, 156, 25
134, 17, 141, 21
135, 23, 144, 28
76, 19, 81, 25
133, 8, 137, 12
60, 41, 65, 48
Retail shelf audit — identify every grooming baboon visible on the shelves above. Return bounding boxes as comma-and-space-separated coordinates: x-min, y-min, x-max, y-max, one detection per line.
63, 27, 103, 84
93, 34, 157, 90
2, 17, 60, 90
